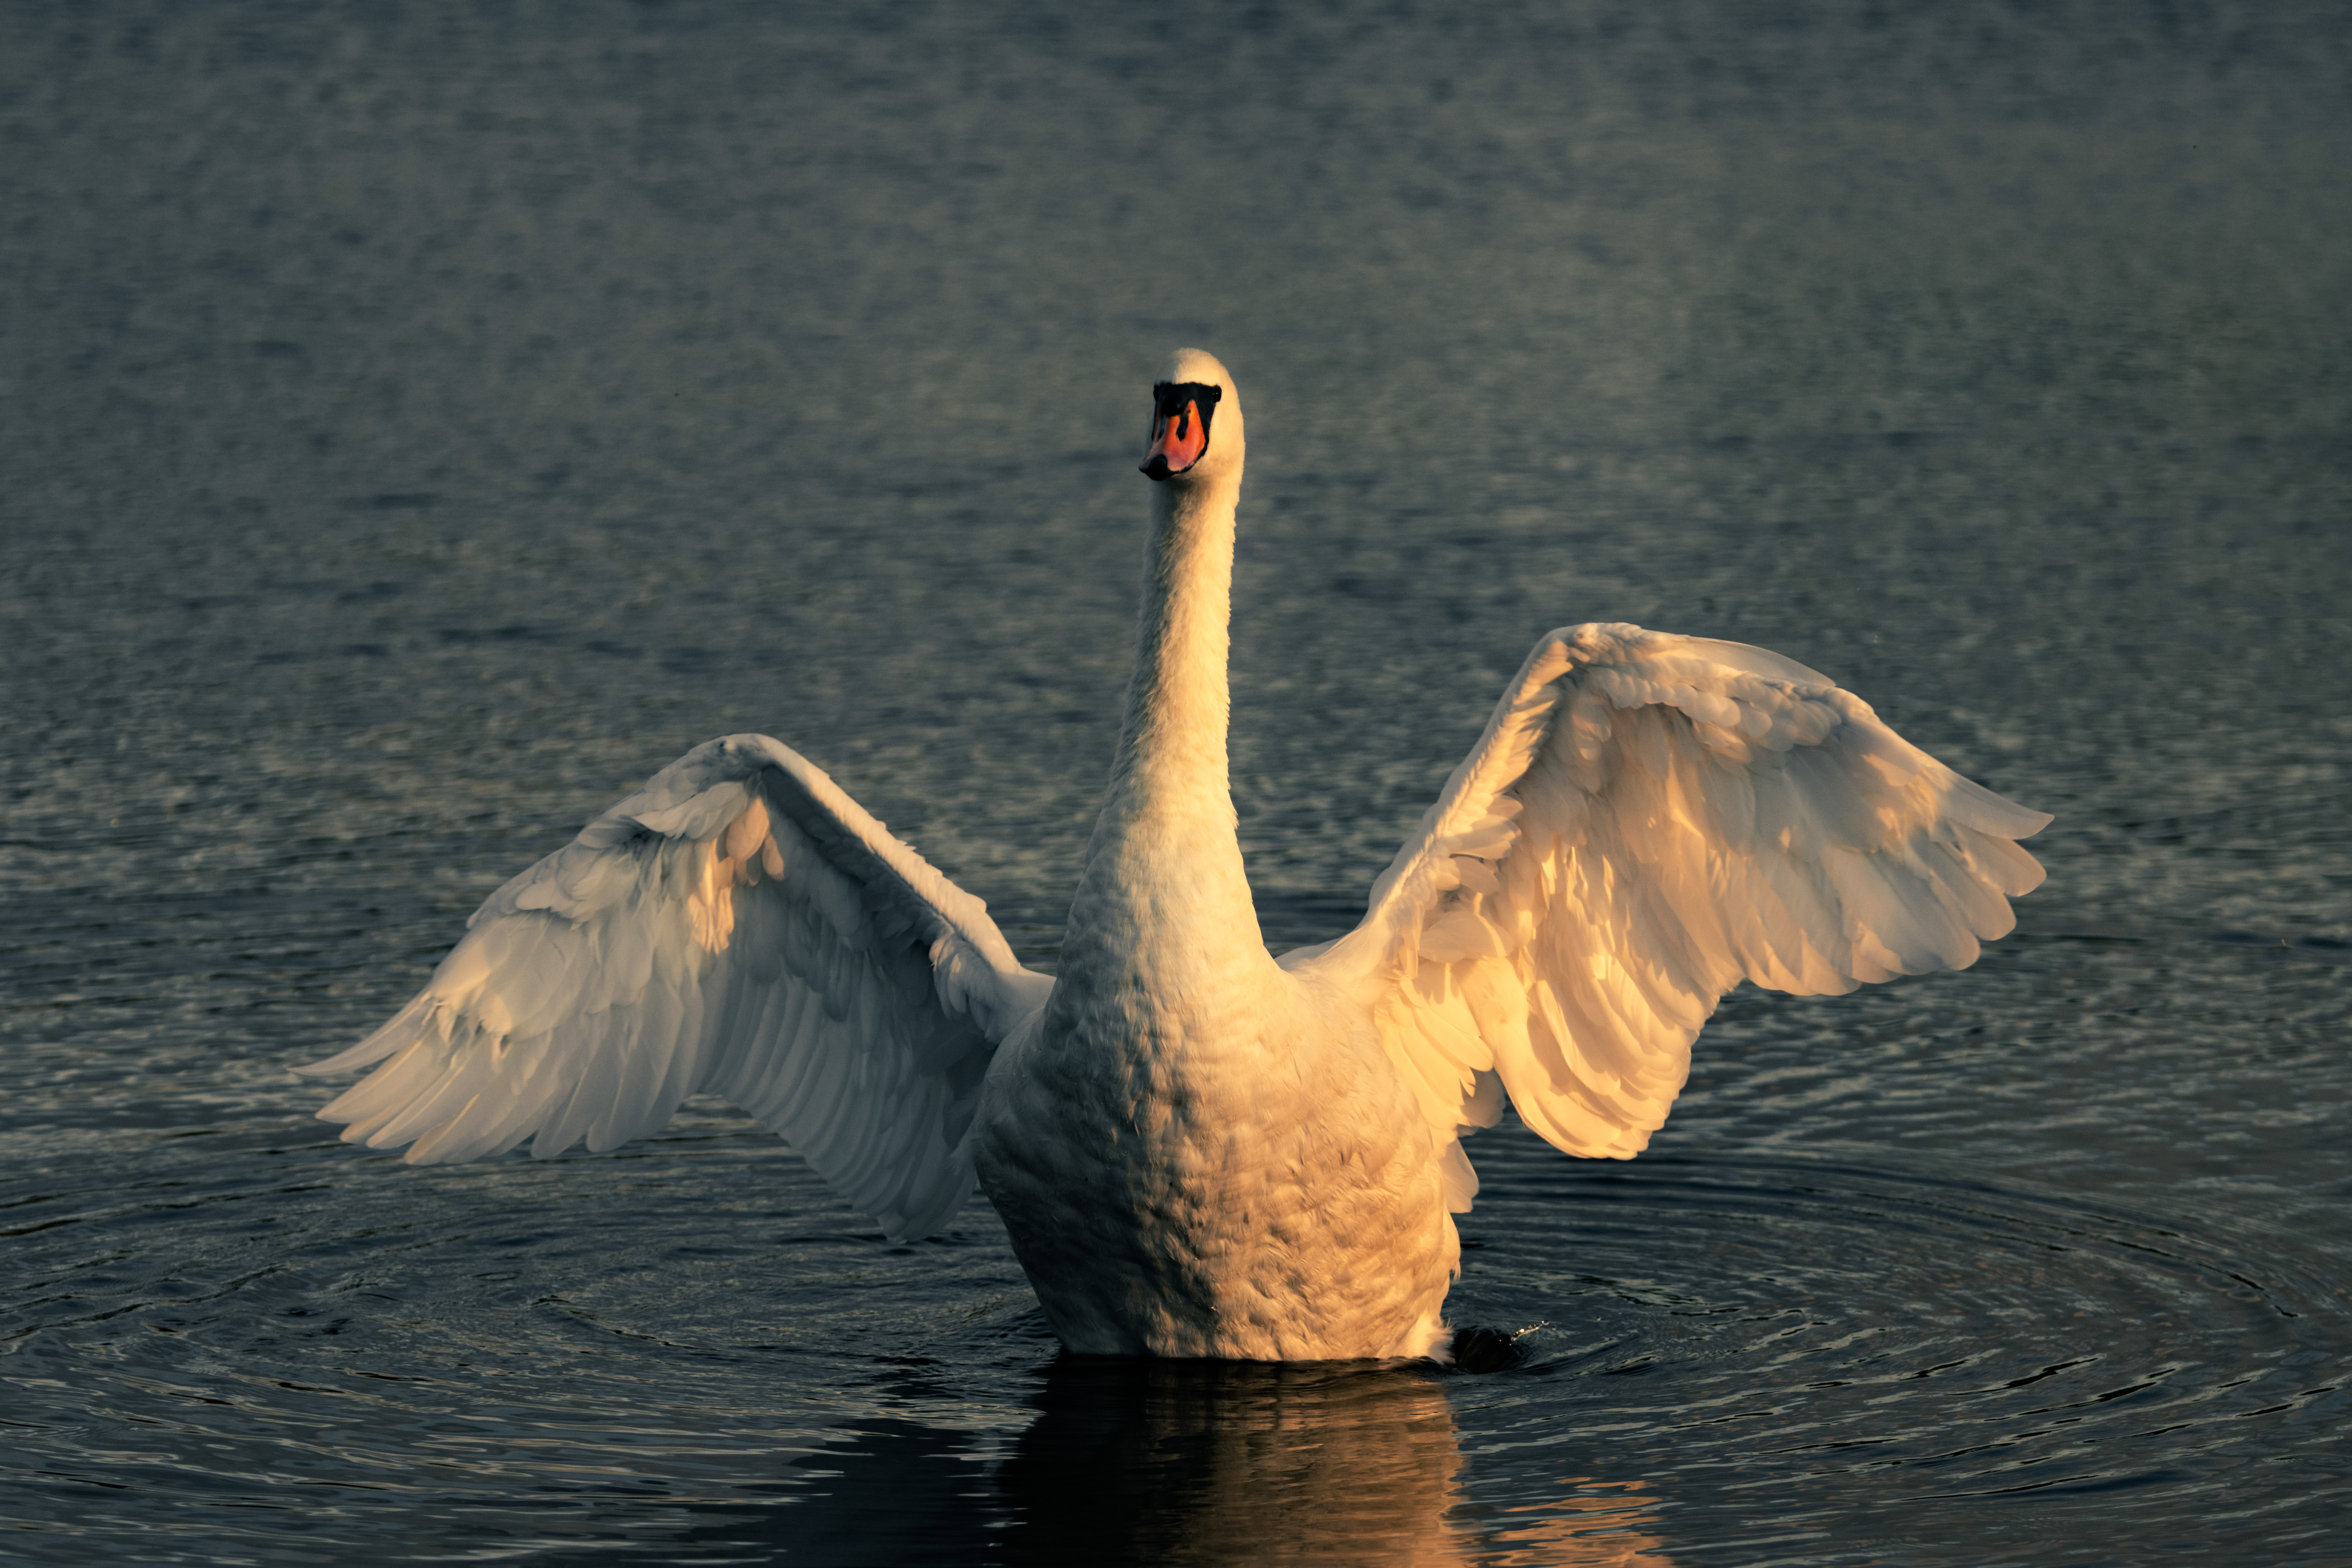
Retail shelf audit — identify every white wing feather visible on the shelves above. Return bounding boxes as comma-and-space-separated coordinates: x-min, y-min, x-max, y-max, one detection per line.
297, 734, 1054, 1240
1298, 623, 2049, 1164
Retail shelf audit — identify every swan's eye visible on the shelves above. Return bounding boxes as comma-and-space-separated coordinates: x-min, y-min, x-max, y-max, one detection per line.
1149, 381, 1221, 434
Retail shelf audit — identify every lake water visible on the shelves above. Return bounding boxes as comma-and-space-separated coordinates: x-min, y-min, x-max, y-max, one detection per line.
3, 3, 2348, 1562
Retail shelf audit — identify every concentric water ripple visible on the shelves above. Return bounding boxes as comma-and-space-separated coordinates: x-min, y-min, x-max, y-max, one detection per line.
7, 1114, 2346, 1563
1447, 1143, 2348, 1539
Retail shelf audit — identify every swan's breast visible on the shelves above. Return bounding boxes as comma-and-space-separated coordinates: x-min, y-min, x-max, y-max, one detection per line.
973, 966, 1457, 1360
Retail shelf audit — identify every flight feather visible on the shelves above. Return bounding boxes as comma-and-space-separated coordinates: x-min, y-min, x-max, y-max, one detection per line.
297, 734, 1053, 1240
1298, 623, 2049, 1161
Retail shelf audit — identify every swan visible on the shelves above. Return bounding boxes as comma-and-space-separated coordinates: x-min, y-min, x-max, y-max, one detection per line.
298, 349, 2049, 1361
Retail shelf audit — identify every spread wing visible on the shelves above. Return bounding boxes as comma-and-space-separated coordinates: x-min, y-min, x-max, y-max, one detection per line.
296, 734, 1055, 1240
1293, 623, 2049, 1168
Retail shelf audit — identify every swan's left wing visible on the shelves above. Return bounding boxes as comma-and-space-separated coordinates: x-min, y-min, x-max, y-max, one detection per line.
1292, 623, 2049, 1165
297, 734, 1053, 1240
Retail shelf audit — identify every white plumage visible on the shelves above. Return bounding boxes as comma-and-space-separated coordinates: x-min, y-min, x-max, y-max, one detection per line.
301, 349, 2047, 1361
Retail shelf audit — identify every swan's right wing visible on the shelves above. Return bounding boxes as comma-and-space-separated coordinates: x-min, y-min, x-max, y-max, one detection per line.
297, 734, 1054, 1240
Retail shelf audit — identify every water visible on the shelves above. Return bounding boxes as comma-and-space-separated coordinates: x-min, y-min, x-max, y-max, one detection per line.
3, 2, 2348, 1561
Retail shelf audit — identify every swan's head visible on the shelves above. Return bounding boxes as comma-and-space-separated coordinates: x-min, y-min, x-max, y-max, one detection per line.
1139, 348, 1243, 487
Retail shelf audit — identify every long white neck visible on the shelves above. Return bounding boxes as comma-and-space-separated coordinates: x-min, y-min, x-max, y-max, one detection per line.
1058, 469, 1267, 989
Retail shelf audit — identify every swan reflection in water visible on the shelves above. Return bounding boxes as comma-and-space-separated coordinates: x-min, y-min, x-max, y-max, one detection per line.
728, 1357, 1673, 1565
1003, 1358, 1675, 1565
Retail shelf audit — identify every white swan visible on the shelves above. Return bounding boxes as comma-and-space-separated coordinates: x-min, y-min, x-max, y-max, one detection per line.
299, 349, 2049, 1361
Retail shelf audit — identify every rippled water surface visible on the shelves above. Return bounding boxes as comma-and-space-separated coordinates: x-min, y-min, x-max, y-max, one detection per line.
5, 3, 2349, 1562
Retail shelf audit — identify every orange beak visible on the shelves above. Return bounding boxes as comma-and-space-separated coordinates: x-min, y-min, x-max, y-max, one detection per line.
1140, 398, 1211, 481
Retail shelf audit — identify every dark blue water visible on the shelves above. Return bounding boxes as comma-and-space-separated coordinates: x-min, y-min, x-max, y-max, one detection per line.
4, 4, 2348, 1561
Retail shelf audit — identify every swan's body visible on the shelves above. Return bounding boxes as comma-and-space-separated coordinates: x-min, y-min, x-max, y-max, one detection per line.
300, 351, 2049, 1361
